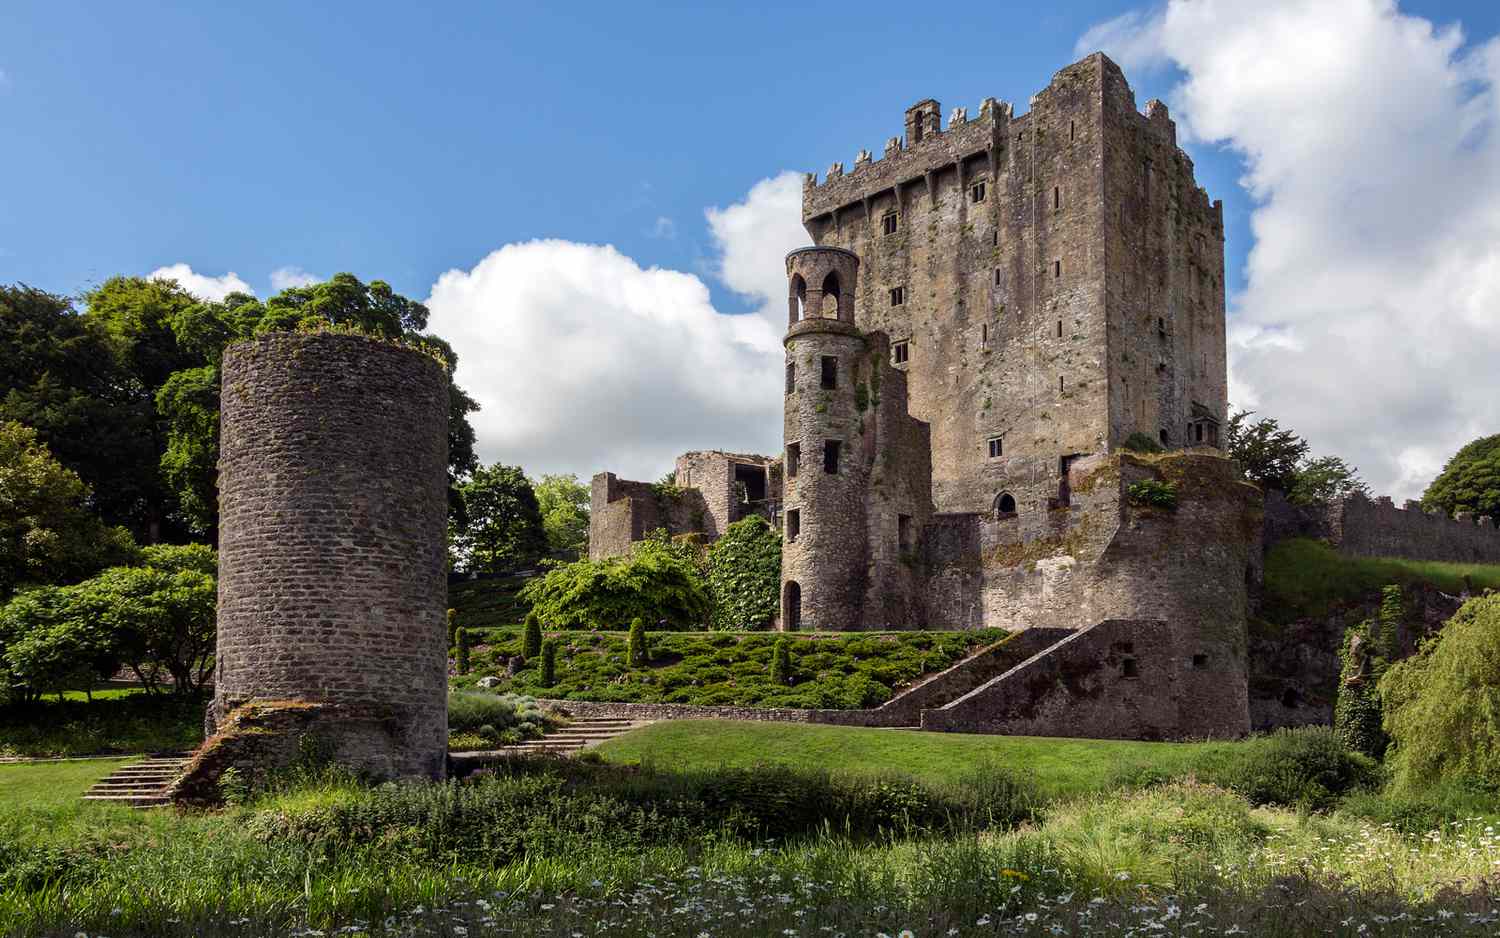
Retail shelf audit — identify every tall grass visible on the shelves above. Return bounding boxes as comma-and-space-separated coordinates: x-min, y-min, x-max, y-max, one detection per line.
1261, 538, 1500, 623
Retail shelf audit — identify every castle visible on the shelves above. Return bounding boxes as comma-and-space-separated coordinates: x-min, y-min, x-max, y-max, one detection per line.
588, 54, 1500, 740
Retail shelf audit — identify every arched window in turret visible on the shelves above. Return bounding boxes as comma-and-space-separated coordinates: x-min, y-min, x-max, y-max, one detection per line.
821, 271, 840, 318
789, 274, 807, 326
994, 492, 1017, 519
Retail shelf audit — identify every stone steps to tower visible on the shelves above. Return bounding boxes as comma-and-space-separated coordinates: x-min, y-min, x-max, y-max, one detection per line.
82, 752, 193, 809
450, 718, 653, 767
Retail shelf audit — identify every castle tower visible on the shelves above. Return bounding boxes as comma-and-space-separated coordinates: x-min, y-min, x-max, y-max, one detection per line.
781, 247, 868, 630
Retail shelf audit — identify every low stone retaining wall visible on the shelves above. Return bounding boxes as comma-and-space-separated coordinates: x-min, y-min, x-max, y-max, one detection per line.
535, 698, 912, 728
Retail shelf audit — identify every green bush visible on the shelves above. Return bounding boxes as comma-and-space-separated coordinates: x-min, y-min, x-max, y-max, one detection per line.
705, 515, 781, 630
455, 627, 471, 674
770, 637, 791, 686
1188, 727, 1378, 810
520, 531, 711, 630
1126, 479, 1177, 509
447, 608, 458, 648
447, 691, 560, 749
522, 611, 542, 658
1381, 593, 1500, 792
628, 617, 649, 667
540, 639, 558, 687
1334, 588, 1400, 760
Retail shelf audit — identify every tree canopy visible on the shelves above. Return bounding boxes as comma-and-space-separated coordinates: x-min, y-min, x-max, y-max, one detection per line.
520, 531, 711, 630
534, 473, 590, 556
1227, 409, 1368, 504
1422, 433, 1500, 520
0, 421, 137, 600
452, 463, 547, 573
706, 515, 782, 630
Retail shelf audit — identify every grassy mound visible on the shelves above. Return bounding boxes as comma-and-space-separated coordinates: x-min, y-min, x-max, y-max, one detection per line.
1261, 538, 1500, 624
454, 628, 1008, 708
448, 574, 532, 631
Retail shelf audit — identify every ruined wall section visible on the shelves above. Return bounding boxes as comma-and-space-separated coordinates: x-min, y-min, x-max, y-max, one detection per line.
1325, 495, 1500, 564
213, 332, 449, 781
673, 450, 778, 538
1101, 78, 1227, 449
588, 472, 707, 561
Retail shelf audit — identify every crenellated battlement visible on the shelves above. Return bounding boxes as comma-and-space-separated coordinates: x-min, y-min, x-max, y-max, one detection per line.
1316, 492, 1500, 564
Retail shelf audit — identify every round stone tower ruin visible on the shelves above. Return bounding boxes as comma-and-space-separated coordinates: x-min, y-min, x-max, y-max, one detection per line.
206, 331, 450, 784
781, 247, 870, 630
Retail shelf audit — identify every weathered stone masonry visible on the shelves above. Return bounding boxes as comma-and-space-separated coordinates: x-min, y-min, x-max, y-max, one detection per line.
203, 332, 450, 784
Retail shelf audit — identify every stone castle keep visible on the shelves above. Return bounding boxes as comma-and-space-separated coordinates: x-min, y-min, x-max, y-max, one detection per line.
591, 53, 1261, 738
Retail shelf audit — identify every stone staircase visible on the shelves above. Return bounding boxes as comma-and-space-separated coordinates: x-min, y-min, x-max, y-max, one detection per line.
452, 717, 651, 765
82, 752, 193, 808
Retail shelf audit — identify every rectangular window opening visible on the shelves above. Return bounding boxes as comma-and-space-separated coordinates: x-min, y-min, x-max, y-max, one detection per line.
820, 356, 838, 390
1054, 259, 1062, 279
785, 361, 795, 395
1057, 320, 1063, 338
1192, 653, 1208, 670
892, 340, 909, 365
786, 508, 800, 543
992, 229, 999, 246
786, 442, 800, 478
993, 268, 1002, 286
1122, 658, 1140, 679
970, 181, 986, 203
889, 286, 905, 306
823, 440, 841, 475
882, 212, 899, 236
988, 437, 1003, 459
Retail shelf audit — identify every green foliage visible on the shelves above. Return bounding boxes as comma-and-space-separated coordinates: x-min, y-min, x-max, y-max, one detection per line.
1121, 431, 1164, 454
459, 629, 1007, 710
1289, 455, 1370, 506
540, 639, 558, 687
447, 608, 458, 648
447, 691, 559, 743
1381, 593, 1500, 792
1335, 621, 1388, 760
451, 463, 547, 573
627, 617, 649, 667
770, 637, 791, 686
1259, 538, 1500, 625
1422, 433, 1500, 521
1186, 727, 1378, 810
522, 612, 542, 659
0, 422, 138, 600
1126, 479, 1177, 509
455, 627, 471, 674
0, 691, 203, 758
1227, 409, 1309, 492
153, 364, 221, 535
705, 515, 781, 630
533, 473, 590, 556
519, 531, 711, 630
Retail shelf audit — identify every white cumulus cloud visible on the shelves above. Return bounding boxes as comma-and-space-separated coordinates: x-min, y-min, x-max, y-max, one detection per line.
1079, 0, 1500, 500
269, 265, 319, 292
147, 263, 253, 301
427, 172, 809, 482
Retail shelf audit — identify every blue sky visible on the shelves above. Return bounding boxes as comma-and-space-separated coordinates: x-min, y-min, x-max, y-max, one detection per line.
4, 1, 1500, 499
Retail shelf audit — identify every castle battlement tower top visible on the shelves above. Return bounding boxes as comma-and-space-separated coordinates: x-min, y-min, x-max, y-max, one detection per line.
799, 52, 1229, 516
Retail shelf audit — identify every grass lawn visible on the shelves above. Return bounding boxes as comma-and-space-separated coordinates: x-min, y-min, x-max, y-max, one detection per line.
0, 757, 133, 810
595, 719, 1226, 798
0, 693, 204, 759
1262, 538, 1500, 623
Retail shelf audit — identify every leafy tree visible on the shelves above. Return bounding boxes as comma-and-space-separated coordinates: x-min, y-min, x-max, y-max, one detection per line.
452, 463, 547, 573
519, 531, 711, 630
1227, 410, 1308, 493
154, 365, 221, 535
1380, 593, 1500, 791
1289, 456, 1370, 506
534, 473, 590, 555
1422, 433, 1500, 520
455, 627, 471, 674
0, 586, 120, 702
705, 515, 782, 630
0, 422, 137, 600
0, 285, 162, 537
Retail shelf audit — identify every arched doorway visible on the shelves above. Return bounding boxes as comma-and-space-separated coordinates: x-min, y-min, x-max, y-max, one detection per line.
994, 492, 1017, 519
783, 581, 801, 631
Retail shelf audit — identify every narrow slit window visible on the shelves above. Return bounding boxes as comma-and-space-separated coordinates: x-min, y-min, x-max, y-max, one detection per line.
1054, 259, 1062, 279
898, 514, 913, 553
889, 286, 905, 306
1070, 119, 1076, 141
992, 229, 999, 246
1057, 320, 1063, 338
970, 181, 986, 203
994, 268, 1002, 286
820, 356, 838, 390
988, 437, 1003, 459
1060, 375, 1065, 392
786, 442, 800, 478
823, 440, 841, 475
892, 340, 909, 365
785, 361, 795, 395
1053, 186, 1060, 210
981, 323, 989, 348
882, 212, 899, 236
786, 508, 800, 543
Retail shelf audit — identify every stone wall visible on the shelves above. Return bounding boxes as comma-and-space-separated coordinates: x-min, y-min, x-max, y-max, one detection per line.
922, 619, 1231, 740
1327, 494, 1500, 564
211, 332, 449, 782
588, 472, 708, 561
